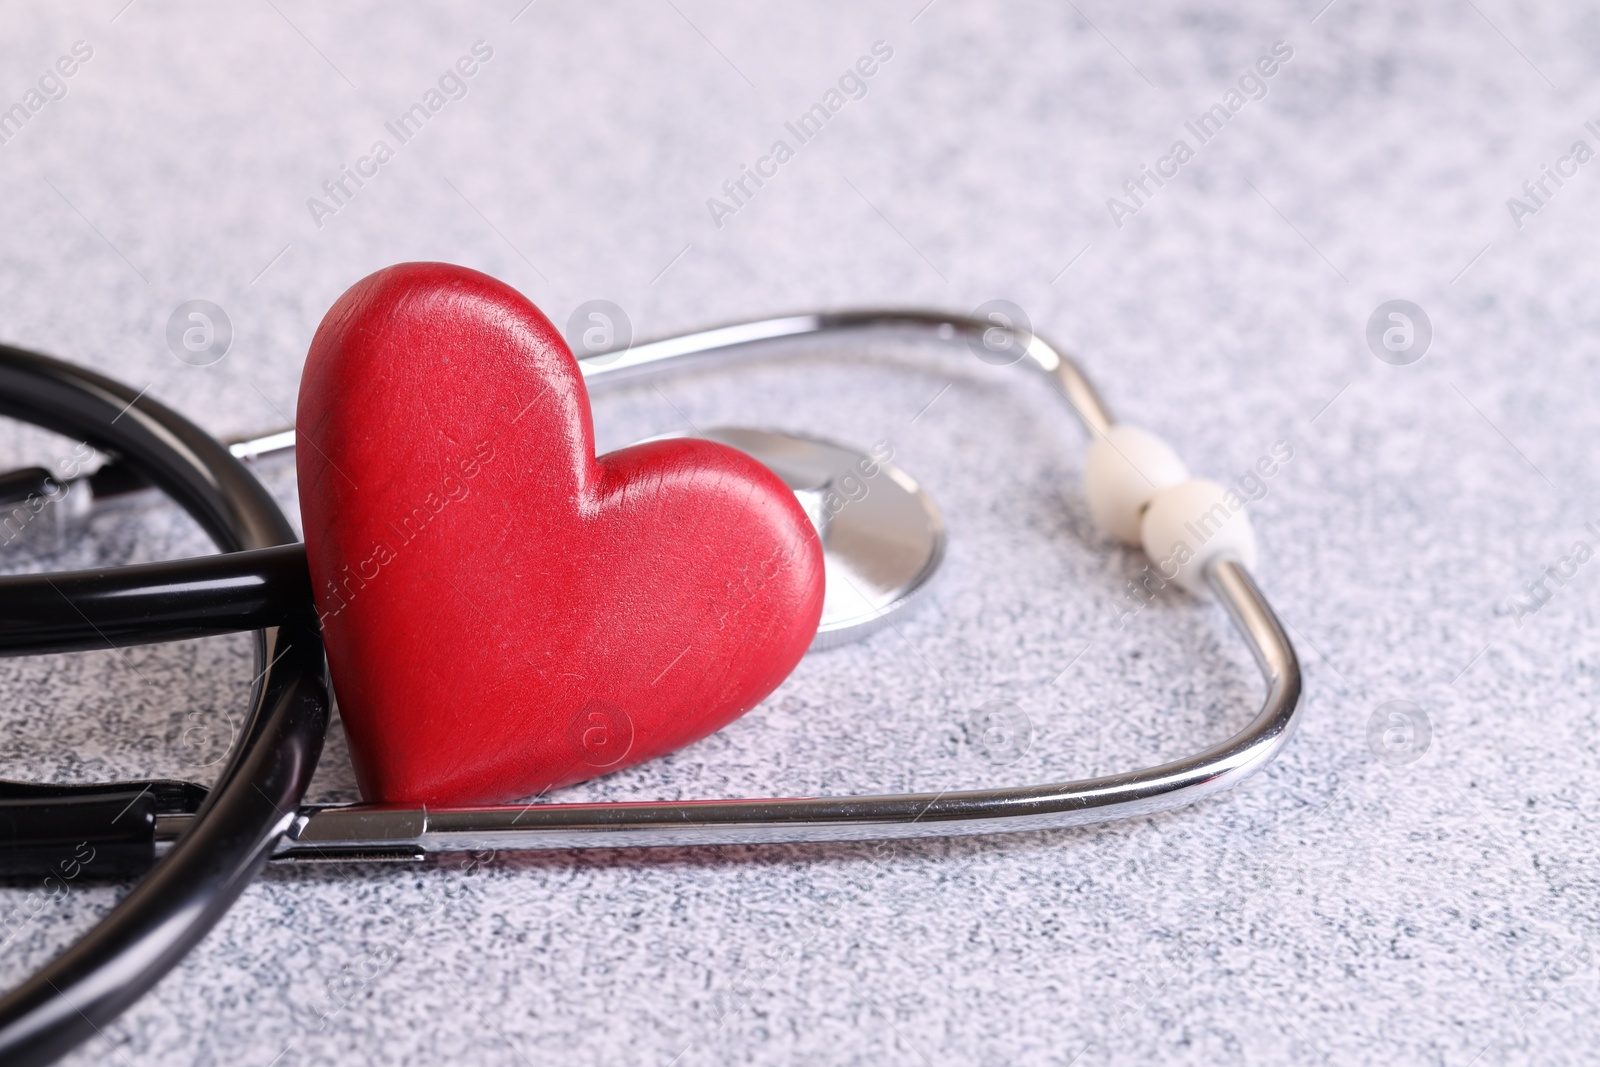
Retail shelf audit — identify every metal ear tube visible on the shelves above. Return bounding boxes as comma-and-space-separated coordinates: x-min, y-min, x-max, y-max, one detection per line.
240, 311, 1301, 859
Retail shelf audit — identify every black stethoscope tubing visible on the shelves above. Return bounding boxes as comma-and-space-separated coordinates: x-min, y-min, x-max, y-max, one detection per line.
0, 343, 329, 1067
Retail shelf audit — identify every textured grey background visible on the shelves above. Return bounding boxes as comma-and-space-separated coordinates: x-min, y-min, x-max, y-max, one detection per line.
1, 1, 1598, 1064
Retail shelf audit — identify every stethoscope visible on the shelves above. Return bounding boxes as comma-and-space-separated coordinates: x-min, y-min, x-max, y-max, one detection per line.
0, 309, 1301, 1065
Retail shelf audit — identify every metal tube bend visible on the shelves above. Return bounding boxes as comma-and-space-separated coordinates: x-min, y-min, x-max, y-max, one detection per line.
267, 310, 1302, 856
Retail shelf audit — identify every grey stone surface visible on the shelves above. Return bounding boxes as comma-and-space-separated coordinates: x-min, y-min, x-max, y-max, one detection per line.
1, 1, 1598, 1063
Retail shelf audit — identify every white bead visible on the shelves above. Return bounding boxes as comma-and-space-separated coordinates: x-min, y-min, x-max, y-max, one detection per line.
1084, 426, 1190, 545
1139, 479, 1258, 595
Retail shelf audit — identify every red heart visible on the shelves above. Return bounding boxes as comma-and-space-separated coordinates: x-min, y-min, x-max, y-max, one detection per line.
296, 263, 824, 805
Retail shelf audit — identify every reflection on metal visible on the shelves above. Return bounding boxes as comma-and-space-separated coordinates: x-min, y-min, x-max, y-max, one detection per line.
656, 427, 946, 650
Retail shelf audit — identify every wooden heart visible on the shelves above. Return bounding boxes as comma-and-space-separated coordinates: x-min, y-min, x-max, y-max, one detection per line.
297, 263, 824, 804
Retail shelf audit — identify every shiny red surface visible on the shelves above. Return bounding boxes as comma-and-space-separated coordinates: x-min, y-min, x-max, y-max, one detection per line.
297, 263, 824, 805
